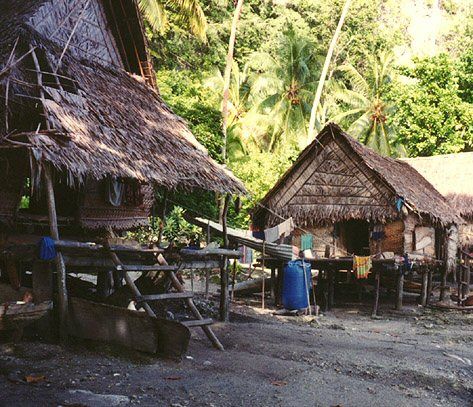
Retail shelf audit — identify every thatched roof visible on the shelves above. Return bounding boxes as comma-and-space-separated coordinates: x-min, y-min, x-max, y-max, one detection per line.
402, 153, 473, 219
0, 0, 245, 195
254, 123, 460, 227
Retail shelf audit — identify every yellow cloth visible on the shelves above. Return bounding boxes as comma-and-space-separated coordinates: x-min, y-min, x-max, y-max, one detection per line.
353, 256, 372, 279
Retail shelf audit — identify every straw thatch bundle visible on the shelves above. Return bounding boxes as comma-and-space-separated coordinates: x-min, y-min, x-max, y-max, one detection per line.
254, 123, 460, 228
0, 0, 245, 195
402, 153, 473, 220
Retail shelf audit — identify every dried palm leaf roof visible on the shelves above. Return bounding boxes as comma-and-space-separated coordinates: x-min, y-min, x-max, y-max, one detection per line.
0, 0, 246, 195
402, 153, 473, 219
255, 123, 460, 227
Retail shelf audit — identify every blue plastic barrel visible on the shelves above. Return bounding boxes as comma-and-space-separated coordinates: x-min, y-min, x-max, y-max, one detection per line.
282, 260, 312, 310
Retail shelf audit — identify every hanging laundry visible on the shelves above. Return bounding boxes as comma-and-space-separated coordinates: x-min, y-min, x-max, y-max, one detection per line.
38, 236, 57, 261
264, 217, 295, 243
395, 196, 405, 212
279, 217, 294, 238
353, 255, 372, 279
301, 234, 313, 251
371, 224, 385, 241
264, 224, 279, 243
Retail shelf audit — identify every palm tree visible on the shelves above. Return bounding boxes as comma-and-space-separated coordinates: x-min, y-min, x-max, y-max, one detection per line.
221, 0, 245, 162
250, 29, 318, 151
331, 50, 403, 156
308, 0, 352, 143
138, 0, 207, 41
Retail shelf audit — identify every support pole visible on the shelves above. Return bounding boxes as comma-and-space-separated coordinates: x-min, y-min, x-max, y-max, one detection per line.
426, 268, 433, 305
440, 261, 448, 301
396, 266, 404, 311
420, 266, 428, 307
261, 241, 265, 309
44, 165, 68, 341
219, 194, 231, 322
371, 266, 381, 317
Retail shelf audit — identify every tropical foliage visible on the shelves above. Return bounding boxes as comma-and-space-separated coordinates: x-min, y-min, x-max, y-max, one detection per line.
135, 0, 473, 237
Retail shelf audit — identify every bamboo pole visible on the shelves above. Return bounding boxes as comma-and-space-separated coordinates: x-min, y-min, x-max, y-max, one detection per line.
43, 165, 68, 341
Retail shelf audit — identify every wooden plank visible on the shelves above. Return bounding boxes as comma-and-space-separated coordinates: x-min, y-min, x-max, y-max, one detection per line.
138, 292, 193, 301
180, 248, 241, 259
67, 297, 190, 357
118, 264, 178, 272
180, 260, 220, 270
181, 318, 213, 328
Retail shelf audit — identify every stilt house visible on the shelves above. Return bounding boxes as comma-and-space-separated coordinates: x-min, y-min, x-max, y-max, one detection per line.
402, 153, 473, 248
0, 0, 245, 234
253, 123, 460, 268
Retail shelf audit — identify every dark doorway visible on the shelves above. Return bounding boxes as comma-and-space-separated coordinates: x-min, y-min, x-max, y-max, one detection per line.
339, 219, 370, 255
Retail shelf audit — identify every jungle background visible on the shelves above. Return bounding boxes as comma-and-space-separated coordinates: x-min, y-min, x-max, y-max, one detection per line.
131, 0, 473, 244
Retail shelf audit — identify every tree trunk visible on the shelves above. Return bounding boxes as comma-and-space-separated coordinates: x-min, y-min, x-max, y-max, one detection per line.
307, 0, 351, 143
221, 0, 244, 163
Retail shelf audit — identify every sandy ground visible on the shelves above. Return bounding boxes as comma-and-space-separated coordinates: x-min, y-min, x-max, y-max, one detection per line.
1, 299, 472, 407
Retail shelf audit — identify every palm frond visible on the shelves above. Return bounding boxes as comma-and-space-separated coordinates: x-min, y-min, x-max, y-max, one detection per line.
138, 0, 167, 33
167, 0, 208, 41
338, 64, 369, 96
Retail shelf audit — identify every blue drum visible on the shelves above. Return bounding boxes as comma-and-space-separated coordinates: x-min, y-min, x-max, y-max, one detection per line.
282, 260, 312, 310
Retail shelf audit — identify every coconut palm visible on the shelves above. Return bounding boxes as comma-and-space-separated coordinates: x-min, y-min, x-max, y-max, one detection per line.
332, 50, 403, 156
250, 29, 319, 151
138, 0, 207, 41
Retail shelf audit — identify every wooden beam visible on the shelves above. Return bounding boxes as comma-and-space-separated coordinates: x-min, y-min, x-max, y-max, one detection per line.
371, 267, 381, 317
137, 292, 193, 301
181, 318, 213, 328
395, 267, 404, 311
43, 165, 68, 342
219, 194, 231, 322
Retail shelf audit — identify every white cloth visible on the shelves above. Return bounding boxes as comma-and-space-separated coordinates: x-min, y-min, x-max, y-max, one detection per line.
264, 217, 295, 243
264, 225, 279, 243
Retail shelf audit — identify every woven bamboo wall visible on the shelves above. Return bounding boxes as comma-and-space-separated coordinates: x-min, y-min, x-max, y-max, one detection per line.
78, 178, 153, 230
28, 0, 123, 68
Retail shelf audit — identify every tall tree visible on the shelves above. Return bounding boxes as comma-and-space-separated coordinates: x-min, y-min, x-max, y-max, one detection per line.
221, 0, 245, 163
307, 0, 352, 144
332, 50, 401, 156
138, 0, 207, 41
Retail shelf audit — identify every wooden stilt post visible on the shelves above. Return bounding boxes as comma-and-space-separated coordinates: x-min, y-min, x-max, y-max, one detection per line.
44, 165, 68, 342
205, 221, 211, 299
466, 255, 471, 296
440, 261, 448, 301
219, 194, 231, 322
396, 266, 404, 311
328, 268, 335, 309
270, 266, 276, 303
426, 267, 433, 305
261, 241, 265, 309
371, 266, 381, 317
420, 266, 428, 307
231, 255, 238, 301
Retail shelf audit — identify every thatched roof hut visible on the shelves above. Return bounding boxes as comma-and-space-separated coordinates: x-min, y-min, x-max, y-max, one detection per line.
253, 123, 459, 260
0, 0, 245, 194
254, 123, 459, 228
0, 0, 245, 230
402, 153, 473, 220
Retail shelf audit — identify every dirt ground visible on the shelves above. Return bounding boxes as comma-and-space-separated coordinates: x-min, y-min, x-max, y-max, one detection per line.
1, 301, 472, 407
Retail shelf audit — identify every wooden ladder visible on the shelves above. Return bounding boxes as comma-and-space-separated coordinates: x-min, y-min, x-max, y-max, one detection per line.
105, 246, 224, 350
